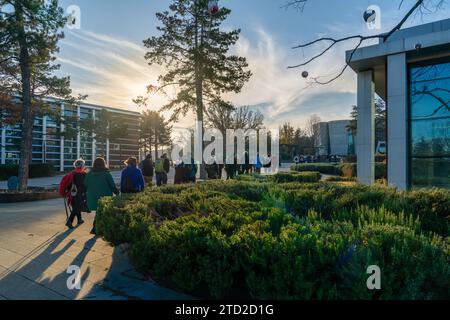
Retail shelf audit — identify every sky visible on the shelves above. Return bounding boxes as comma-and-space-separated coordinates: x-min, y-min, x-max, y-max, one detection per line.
56, 0, 450, 129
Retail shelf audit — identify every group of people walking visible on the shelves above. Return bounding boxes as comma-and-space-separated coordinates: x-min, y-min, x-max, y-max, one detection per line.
222, 152, 272, 179
174, 158, 198, 184
59, 151, 273, 232
138, 153, 171, 186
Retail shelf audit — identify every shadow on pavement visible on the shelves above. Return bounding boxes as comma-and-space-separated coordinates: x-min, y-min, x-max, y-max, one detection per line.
0, 225, 190, 300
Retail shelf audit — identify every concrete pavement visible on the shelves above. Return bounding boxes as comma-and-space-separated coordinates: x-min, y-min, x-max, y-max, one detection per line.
0, 163, 294, 190
0, 169, 177, 190
0, 198, 189, 300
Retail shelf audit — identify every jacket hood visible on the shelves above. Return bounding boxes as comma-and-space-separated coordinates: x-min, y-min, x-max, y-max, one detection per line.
89, 169, 110, 175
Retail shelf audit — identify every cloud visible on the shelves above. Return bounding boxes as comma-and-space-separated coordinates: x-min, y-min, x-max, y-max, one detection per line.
57, 27, 358, 131
57, 29, 198, 127
227, 26, 357, 129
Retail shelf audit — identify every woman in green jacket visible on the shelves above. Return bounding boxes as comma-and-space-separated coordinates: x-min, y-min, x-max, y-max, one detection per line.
84, 157, 119, 234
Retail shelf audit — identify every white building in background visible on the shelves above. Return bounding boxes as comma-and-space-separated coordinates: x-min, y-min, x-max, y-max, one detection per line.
0, 101, 141, 171
348, 18, 450, 190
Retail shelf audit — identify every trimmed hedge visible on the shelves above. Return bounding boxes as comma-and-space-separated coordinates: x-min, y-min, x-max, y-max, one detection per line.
291, 163, 387, 180
268, 172, 321, 183
291, 163, 341, 175
324, 176, 356, 182
235, 172, 321, 184
340, 163, 387, 179
270, 183, 449, 236
96, 178, 450, 299
0, 164, 55, 180
343, 155, 386, 163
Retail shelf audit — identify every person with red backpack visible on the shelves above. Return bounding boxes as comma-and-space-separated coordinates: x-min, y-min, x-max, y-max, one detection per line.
59, 159, 88, 229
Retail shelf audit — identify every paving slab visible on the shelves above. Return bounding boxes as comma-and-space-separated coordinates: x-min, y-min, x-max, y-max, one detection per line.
0, 198, 188, 300
0, 265, 67, 300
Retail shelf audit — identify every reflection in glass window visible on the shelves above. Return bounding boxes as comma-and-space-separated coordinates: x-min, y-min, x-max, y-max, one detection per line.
410, 60, 450, 188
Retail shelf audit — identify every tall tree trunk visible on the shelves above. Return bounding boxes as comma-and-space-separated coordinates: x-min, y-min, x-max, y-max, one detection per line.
16, 4, 33, 191
194, 5, 206, 179
155, 129, 159, 159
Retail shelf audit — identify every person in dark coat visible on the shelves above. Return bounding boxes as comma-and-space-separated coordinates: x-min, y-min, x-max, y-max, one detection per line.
225, 156, 238, 180
184, 157, 197, 183
174, 161, 185, 184
65, 159, 88, 229
242, 151, 253, 174
140, 154, 154, 186
121, 157, 145, 193
206, 161, 220, 179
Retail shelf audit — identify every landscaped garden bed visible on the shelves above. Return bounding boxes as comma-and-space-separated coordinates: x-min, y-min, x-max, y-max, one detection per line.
291, 163, 387, 180
0, 187, 59, 203
0, 164, 55, 180
96, 172, 450, 299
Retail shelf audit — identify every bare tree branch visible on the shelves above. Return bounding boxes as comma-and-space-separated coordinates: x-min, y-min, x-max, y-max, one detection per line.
287, 0, 446, 85
383, 0, 425, 42
282, 0, 307, 11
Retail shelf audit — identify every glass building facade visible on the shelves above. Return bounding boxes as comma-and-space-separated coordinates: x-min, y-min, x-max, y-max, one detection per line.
409, 58, 450, 188
1, 102, 141, 171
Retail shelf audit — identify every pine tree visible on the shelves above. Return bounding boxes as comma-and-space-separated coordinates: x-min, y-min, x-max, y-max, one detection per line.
92, 109, 128, 148
0, 0, 80, 190
140, 110, 172, 159
142, 0, 251, 176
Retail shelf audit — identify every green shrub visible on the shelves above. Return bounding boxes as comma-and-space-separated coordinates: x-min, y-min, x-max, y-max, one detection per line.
196, 180, 269, 202
234, 174, 267, 182
268, 183, 449, 236
0, 163, 55, 180
96, 179, 450, 299
291, 163, 341, 175
340, 163, 387, 179
343, 155, 386, 163
325, 176, 356, 182
268, 171, 321, 183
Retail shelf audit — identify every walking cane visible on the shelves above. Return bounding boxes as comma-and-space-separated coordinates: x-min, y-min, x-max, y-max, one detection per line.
63, 197, 70, 222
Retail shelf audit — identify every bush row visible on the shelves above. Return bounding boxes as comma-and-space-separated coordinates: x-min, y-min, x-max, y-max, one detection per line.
291, 163, 387, 179
291, 163, 341, 175
291, 162, 387, 179
235, 172, 321, 184
96, 178, 450, 299
343, 155, 386, 163
269, 183, 449, 236
0, 164, 55, 180
340, 163, 387, 179
131, 179, 450, 236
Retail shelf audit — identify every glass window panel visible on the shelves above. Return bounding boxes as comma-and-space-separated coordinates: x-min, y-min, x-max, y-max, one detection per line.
411, 158, 450, 188
411, 118, 450, 157
6, 145, 19, 151
410, 60, 450, 188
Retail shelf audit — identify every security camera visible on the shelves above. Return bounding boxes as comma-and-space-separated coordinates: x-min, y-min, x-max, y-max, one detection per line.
415, 43, 422, 51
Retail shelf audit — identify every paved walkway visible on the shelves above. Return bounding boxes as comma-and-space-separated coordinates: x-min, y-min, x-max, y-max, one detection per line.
0, 171, 123, 190
0, 163, 295, 190
0, 199, 189, 300
0, 170, 176, 189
